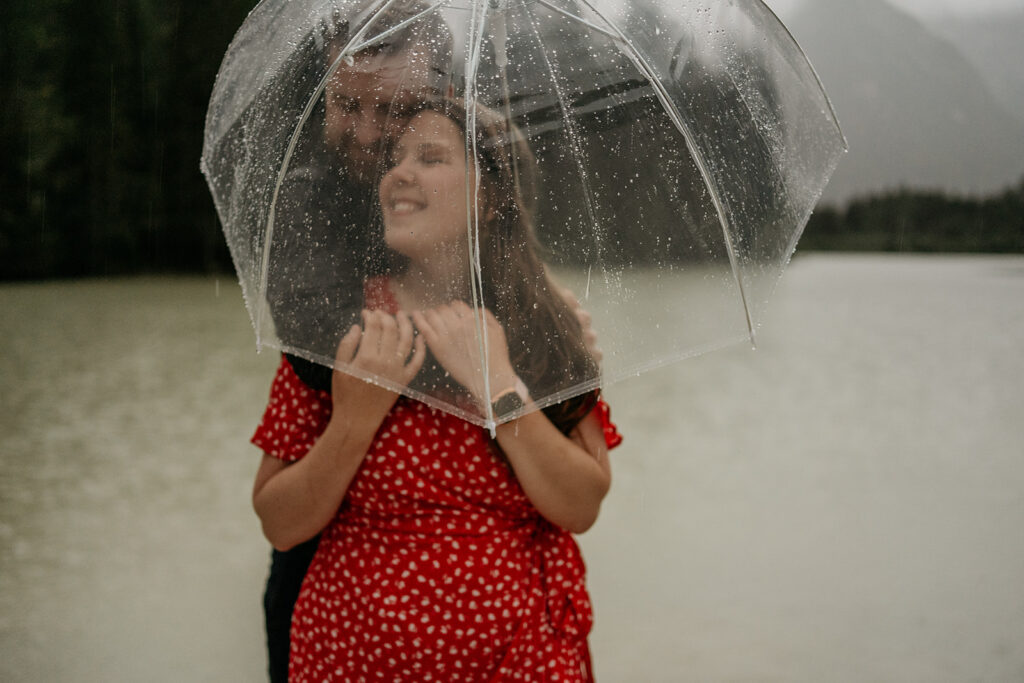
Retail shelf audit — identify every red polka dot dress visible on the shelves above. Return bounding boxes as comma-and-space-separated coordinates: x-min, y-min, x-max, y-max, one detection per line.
251, 285, 622, 682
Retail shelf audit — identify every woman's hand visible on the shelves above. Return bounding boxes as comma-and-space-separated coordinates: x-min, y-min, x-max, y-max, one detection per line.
330, 310, 427, 425
411, 301, 517, 405
253, 310, 426, 552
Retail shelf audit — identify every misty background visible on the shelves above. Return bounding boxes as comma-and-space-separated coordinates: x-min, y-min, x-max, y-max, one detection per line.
2, 0, 1022, 281
2, 2, 1024, 682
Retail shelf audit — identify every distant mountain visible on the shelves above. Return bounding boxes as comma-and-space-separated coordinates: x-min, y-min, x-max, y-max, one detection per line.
922, 9, 1024, 126
786, 0, 1024, 203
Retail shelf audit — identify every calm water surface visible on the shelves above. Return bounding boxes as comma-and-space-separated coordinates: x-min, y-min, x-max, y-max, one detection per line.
2, 255, 1023, 681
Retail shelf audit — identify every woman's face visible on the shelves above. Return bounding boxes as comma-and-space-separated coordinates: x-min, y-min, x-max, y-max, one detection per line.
380, 111, 471, 262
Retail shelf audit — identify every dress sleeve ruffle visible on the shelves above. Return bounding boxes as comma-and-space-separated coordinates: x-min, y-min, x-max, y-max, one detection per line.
251, 356, 332, 462
593, 397, 623, 450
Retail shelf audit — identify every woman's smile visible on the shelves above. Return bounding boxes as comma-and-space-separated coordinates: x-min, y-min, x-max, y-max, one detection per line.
385, 197, 426, 215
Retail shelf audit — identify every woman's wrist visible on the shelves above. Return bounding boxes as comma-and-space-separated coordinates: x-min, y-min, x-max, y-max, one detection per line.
489, 376, 528, 402
489, 376, 531, 415
328, 389, 396, 439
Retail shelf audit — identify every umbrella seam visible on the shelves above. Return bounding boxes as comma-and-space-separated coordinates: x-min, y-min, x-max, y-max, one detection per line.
574, 0, 757, 347
755, 1, 847, 148
465, 0, 497, 433
521, 0, 606, 271
533, 0, 620, 42
347, 0, 453, 55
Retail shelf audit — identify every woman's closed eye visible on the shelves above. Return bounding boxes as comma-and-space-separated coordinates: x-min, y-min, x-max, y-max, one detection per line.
384, 147, 445, 169
330, 94, 360, 113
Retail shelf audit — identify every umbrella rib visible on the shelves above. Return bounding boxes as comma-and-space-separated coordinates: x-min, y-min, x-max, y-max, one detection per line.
464, 0, 497, 434
758, 2, 847, 148
521, 0, 606, 274
533, 0, 622, 42
346, 0, 451, 55
255, 0, 401, 349
573, 0, 757, 346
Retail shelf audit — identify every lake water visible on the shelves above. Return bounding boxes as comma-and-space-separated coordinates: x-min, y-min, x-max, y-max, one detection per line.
2, 254, 1023, 682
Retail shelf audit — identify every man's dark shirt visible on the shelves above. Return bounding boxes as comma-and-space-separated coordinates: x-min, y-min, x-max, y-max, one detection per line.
262, 161, 375, 682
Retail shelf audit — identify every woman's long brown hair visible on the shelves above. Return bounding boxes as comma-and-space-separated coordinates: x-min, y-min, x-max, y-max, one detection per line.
399, 98, 599, 434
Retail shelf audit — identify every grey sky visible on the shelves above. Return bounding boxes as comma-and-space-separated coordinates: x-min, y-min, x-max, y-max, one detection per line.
766, 0, 1024, 19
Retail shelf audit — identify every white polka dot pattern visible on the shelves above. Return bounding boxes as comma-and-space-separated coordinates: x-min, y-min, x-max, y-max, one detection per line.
252, 357, 620, 682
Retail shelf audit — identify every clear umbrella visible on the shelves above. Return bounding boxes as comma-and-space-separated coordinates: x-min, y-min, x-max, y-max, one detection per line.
201, 0, 845, 432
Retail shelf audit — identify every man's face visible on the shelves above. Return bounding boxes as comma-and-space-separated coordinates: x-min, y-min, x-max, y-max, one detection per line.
323, 47, 436, 182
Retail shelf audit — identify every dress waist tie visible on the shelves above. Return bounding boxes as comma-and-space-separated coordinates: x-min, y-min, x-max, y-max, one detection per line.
490, 519, 594, 682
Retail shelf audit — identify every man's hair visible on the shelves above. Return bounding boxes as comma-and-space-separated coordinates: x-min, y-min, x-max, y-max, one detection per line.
316, 0, 454, 84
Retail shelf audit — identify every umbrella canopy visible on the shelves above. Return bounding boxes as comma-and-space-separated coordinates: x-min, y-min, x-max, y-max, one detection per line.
201, 0, 845, 430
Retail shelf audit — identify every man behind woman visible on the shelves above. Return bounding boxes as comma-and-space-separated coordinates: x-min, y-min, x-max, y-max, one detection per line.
253, 4, 620, 681
259, 7, 454, 681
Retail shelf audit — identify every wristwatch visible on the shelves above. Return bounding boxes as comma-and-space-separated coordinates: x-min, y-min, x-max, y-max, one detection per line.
490, 377, 530, 416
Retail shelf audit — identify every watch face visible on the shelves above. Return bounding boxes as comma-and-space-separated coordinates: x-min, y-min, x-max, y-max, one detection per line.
492, 391, 525, 416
